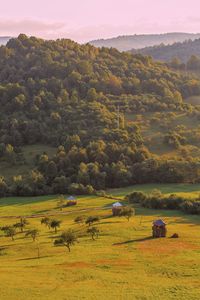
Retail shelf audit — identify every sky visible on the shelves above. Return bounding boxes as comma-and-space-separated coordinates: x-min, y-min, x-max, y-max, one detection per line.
1, 0, 200, 42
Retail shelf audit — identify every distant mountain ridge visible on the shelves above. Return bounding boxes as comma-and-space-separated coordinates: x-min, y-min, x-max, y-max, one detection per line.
89, 33, 200, 51
131, 38, 200, 63
0, 36, 11, 45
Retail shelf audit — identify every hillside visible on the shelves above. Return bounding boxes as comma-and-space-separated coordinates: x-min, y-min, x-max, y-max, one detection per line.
1, 34, 200, 196
89, 33, 200, 51
132, 38, 200, 63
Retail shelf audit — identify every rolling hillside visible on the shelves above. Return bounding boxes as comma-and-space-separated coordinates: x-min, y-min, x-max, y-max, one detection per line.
131, 38, 200, 62
89, 33, 200, 51
1, 35, 200, 196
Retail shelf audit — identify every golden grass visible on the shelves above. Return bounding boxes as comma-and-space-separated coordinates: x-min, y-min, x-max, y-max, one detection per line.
0, 185, 200, 299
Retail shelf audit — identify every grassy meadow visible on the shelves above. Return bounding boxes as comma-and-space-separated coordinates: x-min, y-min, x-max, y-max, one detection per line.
0, 144, 57, 180
126, 111, 200, 159
0, 184, 200, 299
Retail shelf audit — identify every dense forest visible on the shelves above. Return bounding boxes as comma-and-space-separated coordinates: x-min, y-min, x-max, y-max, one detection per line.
132, 38, 200, 63
1, 34, 200, 196
90, 33, 200, 51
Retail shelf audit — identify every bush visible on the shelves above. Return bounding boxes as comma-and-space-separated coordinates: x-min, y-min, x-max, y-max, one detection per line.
181, 200, 200, 214
125, 191, 147, 204
68, 183, 94, 195
125, 190, 200, 215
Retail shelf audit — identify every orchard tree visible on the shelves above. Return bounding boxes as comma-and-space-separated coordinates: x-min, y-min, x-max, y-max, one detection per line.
57, 195, 65, 211
4, 226, 16, 240
85, 216, 100, 227
74, 215, 85, 225
25, 229, 39, 241
54, 229, 77, 252
41, 217, 51, 229
120, 207, 135, 222
50, 219, 62, 233
87, 227, 99, 240
14, 217, 29, 232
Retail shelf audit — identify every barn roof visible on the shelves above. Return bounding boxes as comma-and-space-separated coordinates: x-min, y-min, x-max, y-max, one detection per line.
67, 196, 76, 200
112, 202, 123, 207
153, 219, 166, 226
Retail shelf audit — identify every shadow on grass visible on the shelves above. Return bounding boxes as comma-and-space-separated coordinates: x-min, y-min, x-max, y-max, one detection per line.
100, 220, 122, 225
113, 236, 153, 246
0, 195, 56, 207
17, 255, 51, 261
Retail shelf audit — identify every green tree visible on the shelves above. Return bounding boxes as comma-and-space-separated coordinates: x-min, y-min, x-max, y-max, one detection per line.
120, 207, 135, 222
25, 229, 39, 241
85, 216, 100, 227
74, 215, 85, 225
14, 217, 29, 232
54, 229, 77, 252
50, 219, 62, 233
57, 195, 66, 211
4, 226, 16, 240
41, 217, 51, 229
87, 227, 99, 240
0, 177, 8, 197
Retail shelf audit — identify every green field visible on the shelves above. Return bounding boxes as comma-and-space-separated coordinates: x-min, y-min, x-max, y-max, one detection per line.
0, 184, 200, 299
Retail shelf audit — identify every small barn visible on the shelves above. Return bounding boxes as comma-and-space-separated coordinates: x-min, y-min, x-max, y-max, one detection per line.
66, 196, 77, 206
152, 219, 167, 238
112, 202, 123, 216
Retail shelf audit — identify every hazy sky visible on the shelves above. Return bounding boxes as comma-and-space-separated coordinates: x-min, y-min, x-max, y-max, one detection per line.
1, 0, 200, 42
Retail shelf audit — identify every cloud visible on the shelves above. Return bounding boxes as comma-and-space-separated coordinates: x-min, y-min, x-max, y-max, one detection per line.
0, 17, 199, 44
0, 19, 66, 37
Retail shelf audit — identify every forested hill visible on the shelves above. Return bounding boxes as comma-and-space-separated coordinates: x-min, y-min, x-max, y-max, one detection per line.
89, 33, 200, 51
132, 38, 200, 63
1, 34, 200, 197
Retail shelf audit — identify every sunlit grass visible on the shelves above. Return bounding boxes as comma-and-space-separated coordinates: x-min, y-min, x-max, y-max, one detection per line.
0, 185, 200, 299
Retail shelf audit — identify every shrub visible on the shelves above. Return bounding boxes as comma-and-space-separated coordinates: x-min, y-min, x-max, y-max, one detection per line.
85, 216, 100, 226
125, 191, 147, 204
125, 190, 200, 215
68, 183, 94, 195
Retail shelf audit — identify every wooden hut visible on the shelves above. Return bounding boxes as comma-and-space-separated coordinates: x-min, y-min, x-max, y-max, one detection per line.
112, 202, 123, 216
66, 196, 77, 207
152, 219, 167, 238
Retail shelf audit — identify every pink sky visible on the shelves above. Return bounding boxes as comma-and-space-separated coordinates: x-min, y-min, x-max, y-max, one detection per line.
1, 0, 200, 42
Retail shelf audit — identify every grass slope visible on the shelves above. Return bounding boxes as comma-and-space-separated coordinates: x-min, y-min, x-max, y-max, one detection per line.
0, 144, 56, 180
0, 184, 200, 299
126, 111, 200, 159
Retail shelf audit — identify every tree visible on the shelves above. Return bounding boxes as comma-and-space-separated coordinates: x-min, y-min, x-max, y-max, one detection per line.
85, 216, 100, 227
0, 177, 8, 197
46, 161, 57, 181
74, 215, 85, 225
41, 217, 51, 229
50, 219, 62, 233
126, 191, 147, 204
57, 195, 65, 211
14, 217, 29, 232
120, 207, 135, 222
4, 226, 16, 240
87, 227, 99, 240
54, 229, 77, 252
25, 229, 39, 241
